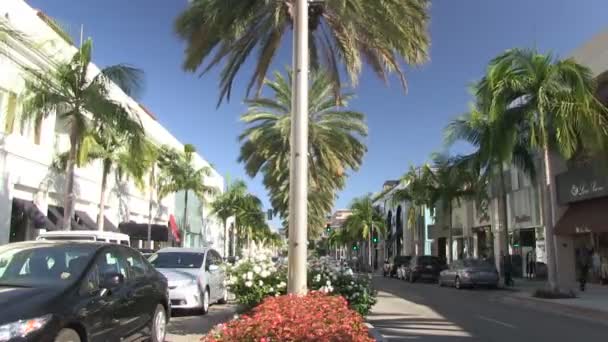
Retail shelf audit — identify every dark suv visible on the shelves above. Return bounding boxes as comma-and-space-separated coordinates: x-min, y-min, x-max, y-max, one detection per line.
406, 255, 444, 282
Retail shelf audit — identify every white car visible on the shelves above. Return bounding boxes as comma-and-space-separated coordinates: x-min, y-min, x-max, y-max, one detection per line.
148, 247, 227, 314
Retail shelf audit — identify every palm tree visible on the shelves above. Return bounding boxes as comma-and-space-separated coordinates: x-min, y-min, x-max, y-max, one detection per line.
235, 192, 266, 256
210, 179, 249, 256
239, 69, 367, 237
391, 166, 434, 255
343, 194, 385, 270
424, 155, 478, 263
481, 49, 608, 290
54, 121, 149, 231
158, 144, 219, 244
22, 38, 143, 230
445, 96, 536, 278
174, 0, 430, 105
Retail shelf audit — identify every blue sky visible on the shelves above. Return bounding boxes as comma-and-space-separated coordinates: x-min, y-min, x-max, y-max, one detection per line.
28, 0, 608, 227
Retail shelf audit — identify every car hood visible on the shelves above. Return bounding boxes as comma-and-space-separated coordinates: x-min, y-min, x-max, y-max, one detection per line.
157, 268, 200, 285
0, 286, 61, 324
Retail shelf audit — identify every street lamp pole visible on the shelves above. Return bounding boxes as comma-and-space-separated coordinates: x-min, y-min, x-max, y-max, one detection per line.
287, 0, 309, 295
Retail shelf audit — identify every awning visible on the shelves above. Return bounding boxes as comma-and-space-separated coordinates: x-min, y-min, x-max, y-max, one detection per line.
48, 205, 85, 230
118, 222, 169, 241
554, 197, 608, 235
13, 199, 56, 230
75, 211, 97, 230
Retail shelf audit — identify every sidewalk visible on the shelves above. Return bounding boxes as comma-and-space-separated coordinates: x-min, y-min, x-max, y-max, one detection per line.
498, 277, 608, 326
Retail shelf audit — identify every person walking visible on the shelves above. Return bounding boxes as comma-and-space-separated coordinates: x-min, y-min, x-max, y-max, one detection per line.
502, 252, 514, 287
526, 248, 536, 279
578, 247, 591, 291
592, 249, 601, 282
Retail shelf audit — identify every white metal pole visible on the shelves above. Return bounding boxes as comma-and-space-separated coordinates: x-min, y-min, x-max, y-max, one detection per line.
287, 0, 309, 295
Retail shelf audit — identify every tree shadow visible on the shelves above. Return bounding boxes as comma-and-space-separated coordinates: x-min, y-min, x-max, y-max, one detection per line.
166, 304, 238, 339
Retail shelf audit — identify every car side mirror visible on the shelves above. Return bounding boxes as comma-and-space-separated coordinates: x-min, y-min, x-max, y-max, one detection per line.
100, 273, 125, 291
208, 264, 220, 272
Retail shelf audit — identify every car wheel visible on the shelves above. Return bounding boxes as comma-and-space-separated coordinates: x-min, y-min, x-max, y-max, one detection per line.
200, 288, 210, 315
218, 287, 228, 304
54, 328, 81, 342
150, 304, 167, 342
455, 276, 462, 289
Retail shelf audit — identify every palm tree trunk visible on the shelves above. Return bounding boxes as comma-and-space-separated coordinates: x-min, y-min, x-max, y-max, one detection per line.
542, 146, 559, 291
182, 190, 189, 247
498, 167, 510, 258
223, 219, 228, 257
63, 130, 79, 230
97, 160, 111, 231
147, 164, 156, 249
368, 231, 372, 272
447, 202, 453, 263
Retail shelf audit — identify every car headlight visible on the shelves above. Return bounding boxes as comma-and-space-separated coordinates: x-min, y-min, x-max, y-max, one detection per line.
0, 315, 51, 342
461, 271, 472, 278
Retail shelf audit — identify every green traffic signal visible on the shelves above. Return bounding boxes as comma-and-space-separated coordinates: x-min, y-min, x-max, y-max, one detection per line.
372, 236, 378, 243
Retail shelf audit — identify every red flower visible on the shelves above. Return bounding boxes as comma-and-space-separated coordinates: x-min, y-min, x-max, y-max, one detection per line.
201, 292, 374, 342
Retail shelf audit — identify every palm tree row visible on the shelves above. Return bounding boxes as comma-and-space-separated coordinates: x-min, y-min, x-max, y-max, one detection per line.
378, 49, 608, 290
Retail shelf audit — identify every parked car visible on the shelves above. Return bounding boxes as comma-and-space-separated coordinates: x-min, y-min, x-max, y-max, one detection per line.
406, 255, 445, 282
0, 241, 170, 342
390, 255, 412, 278
137, 248, 155, 259
149, 247, 227, 314
439, 258, 499, 289
37, 231, 130, 246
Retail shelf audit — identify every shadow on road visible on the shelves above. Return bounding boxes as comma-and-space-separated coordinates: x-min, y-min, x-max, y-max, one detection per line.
165, 304, 238, 342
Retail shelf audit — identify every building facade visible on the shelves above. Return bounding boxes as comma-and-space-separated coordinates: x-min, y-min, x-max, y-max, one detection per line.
0, 1, 226, 253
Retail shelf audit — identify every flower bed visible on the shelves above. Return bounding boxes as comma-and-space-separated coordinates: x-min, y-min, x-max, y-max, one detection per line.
202, 292, 374, 342
225, 255, 377, 315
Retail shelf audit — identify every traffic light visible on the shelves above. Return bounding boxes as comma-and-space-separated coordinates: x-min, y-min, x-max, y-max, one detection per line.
352, 243, 358, 251
325, 224, 331, 233
372, 227, 379, 244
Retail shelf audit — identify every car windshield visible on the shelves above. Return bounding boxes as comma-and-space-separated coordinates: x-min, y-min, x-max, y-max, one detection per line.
463, 259, 494, 269
0, 243, 95, 287
418, 256, 440, 265
149, 252, 204, 269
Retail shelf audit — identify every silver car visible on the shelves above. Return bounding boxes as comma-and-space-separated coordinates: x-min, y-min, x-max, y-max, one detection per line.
149, 247, 227, 314
439, 258, 499, 289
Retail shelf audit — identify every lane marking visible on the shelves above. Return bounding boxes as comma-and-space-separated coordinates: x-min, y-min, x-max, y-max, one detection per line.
477, 315, 516, 329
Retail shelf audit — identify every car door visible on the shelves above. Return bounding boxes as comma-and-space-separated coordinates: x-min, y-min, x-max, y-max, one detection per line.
210, 250, 225, 300
120, 247, 156, 335
99, 247, 135, 339
76, 247, 130, 342
204, 251, 218, 301
448, 261, 461, 285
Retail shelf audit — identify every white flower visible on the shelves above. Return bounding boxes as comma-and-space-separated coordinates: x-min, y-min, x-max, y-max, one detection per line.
242, 274, 247, 280
326, 280, 331, 286
253, 265, 262, 274
260, 270, 270, 278
314, 274, 321, 282
245, 281, 253, 287
278, 281, 286, 288
269, 287, 274, 292
247, 272, 254, 280
259, 280, 264, 286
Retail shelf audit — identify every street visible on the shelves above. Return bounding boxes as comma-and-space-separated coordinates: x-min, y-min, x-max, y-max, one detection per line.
166, 305, 238, 342
369, 276, 608, 341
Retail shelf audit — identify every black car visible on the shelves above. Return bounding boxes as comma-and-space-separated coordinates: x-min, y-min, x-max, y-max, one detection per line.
406, 255, 445, 282
390, 255, 412, 277
0, 241, 170, 342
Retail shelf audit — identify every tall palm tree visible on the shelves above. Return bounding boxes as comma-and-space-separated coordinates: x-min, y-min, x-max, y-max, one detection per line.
239, 69, 367, 237
424, 154, 478, 263
235, 192, 266, 255
343, 194, 385, 270
481, 49, 608, 290
391, 166, 434, 255
158, 144, 219, 243
174, 0, 430, 105
210, 179, 249, 257
445, 97, 536, 277
22, 38, 144, 230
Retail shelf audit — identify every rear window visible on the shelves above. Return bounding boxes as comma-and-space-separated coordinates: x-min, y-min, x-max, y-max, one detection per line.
149, 252, 204, 269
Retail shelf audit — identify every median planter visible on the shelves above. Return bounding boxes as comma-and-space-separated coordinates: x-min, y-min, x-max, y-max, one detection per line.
201, 292, 375, 341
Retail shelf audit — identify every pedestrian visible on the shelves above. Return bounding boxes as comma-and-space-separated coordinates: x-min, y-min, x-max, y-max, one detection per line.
592, 249, 601, 282
502, 252, 514, 286
578, 247, 591, 291
383, 259, 390, 277
601, 254, 608, 285
526, 248, 536, 279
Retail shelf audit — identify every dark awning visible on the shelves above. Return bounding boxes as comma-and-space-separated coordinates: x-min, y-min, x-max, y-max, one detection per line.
118, 222, 169, 241
48, 205, 85, 230
554, 197, 608, 235
75, 211, 97, 230
13, 199, 56, 230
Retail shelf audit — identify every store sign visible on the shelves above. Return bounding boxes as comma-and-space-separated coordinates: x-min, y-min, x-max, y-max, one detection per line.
556, 165, 608, 204
514, 215, 531, 223
575, 226, 592, 234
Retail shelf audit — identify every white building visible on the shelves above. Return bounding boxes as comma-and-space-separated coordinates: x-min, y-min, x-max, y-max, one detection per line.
0, 0, 226, 253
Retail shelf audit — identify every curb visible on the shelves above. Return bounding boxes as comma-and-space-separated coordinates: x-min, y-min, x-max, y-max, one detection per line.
497, 293, 608, 327
365, 322, 385, 342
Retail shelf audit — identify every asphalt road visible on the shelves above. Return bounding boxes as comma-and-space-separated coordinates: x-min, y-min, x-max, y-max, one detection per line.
165, 304, 238, 342
369, 276, 608, 341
